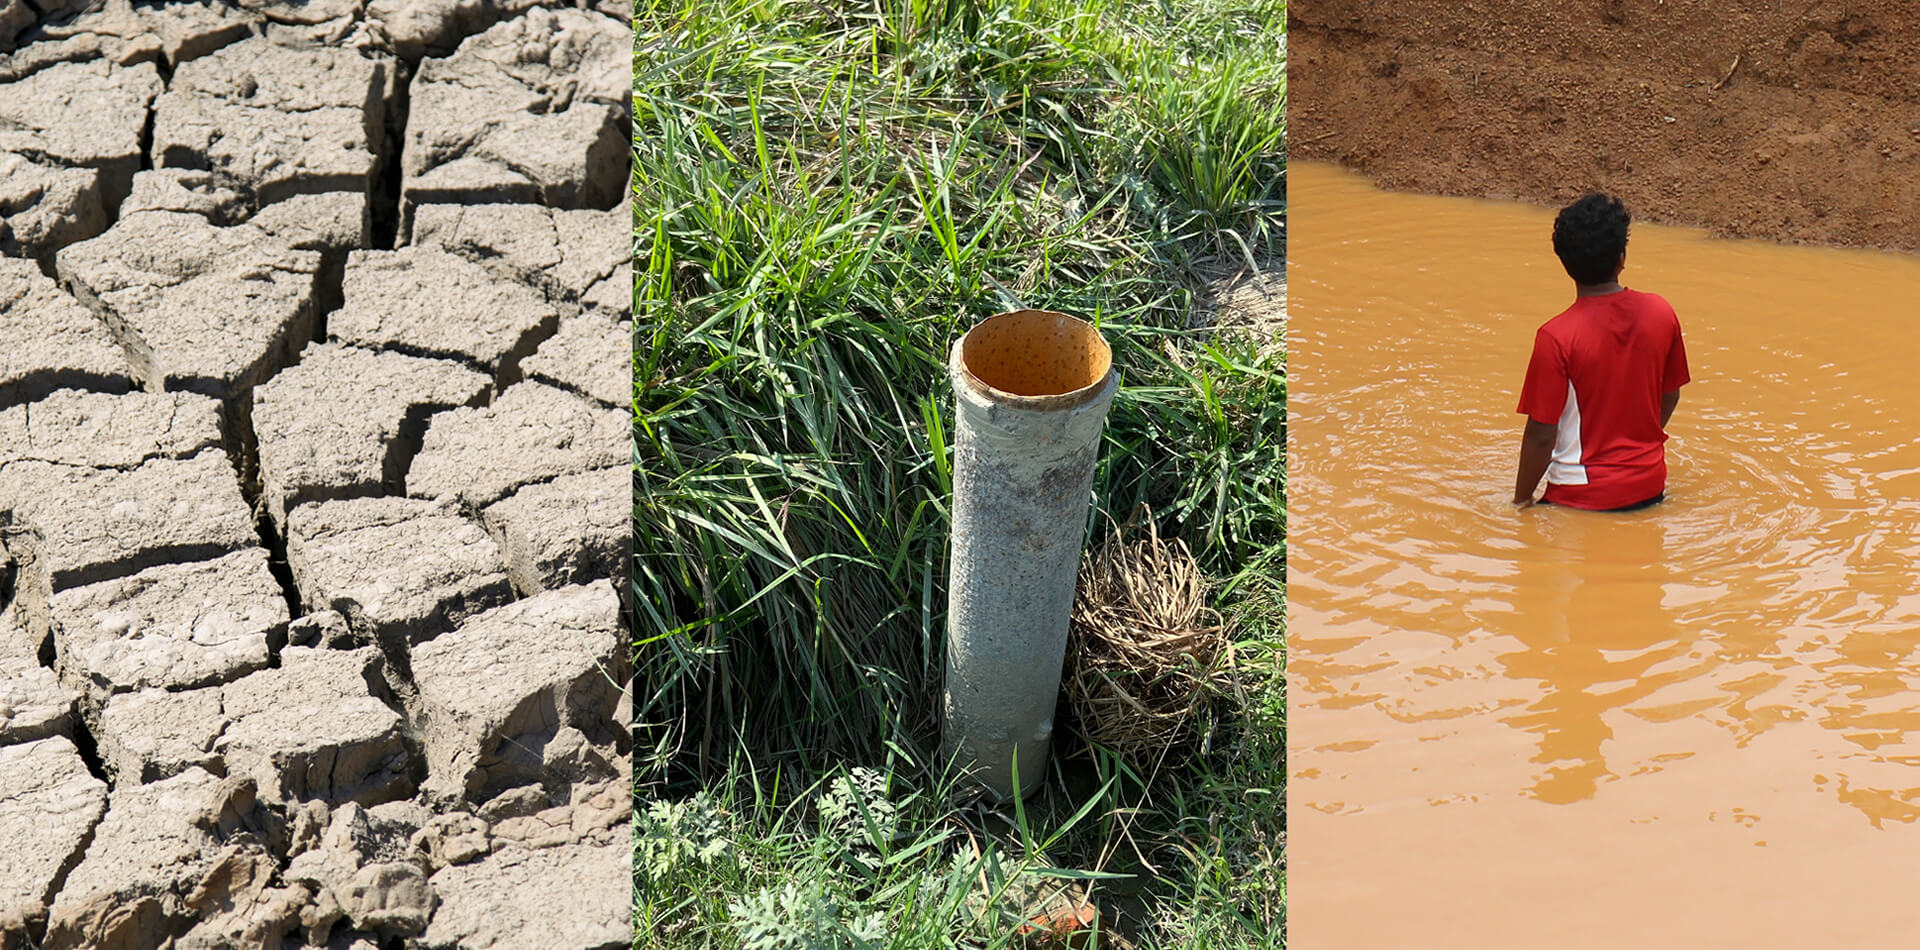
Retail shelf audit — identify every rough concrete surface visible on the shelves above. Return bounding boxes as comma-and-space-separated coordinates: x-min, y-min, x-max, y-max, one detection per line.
1, 1, 631, 946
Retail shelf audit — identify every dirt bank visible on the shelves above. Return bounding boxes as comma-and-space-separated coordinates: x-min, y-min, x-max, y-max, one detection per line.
1292, 0, 1920, 254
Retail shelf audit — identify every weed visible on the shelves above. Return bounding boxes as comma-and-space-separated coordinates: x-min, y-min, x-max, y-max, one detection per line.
634, 0, 1284, 945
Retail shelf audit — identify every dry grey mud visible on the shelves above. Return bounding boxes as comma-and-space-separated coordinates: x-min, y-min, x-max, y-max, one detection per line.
0, 2, 633, 948
1202, 260, 1283, 358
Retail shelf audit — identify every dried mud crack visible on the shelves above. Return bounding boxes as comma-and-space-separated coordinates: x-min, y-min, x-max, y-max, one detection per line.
1199, 257, 1285, 358
1, 2, 634, 948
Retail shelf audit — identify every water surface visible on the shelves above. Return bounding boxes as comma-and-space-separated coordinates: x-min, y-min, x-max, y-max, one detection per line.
1289, 162, 1920, 947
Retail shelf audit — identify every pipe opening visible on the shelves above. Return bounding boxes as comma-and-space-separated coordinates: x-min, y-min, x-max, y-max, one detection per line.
958, 310, 1112, 400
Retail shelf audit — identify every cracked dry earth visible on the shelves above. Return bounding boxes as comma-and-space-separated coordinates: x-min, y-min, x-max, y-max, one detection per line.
0, 1, 634, 948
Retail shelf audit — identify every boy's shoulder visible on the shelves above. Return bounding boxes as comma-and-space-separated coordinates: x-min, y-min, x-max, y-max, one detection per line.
1613, 288, 1681, 324
1537, 289, 1679, 342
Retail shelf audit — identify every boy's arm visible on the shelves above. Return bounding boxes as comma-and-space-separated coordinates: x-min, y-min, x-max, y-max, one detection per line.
1514, 326, 1566, 508
1660, 312, 1689, 429
1513, 419, 1558, 508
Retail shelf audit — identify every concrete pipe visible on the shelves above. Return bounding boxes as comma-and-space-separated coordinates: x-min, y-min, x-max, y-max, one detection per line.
942, 309, 1119, 799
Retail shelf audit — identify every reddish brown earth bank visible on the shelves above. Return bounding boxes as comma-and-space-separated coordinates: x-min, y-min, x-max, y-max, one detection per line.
1292, 0, 1920, 253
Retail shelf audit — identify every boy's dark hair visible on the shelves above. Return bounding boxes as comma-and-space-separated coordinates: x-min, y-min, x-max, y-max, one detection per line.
1552, 193, 1630, 284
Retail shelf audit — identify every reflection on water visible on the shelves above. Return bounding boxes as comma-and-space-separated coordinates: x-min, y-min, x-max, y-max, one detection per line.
1290, 162, 1920, 947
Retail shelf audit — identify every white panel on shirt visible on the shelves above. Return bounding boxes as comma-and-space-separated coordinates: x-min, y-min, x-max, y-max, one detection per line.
1547, 380, 1587, 485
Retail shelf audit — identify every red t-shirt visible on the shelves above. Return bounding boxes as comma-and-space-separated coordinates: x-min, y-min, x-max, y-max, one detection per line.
1516, 288, 1690, 510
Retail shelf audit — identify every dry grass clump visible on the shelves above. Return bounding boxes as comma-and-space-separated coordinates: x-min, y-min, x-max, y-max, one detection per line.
1065, 509, 1234, 766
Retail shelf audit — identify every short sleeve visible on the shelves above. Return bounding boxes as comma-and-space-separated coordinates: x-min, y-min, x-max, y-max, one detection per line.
1662, 314, 1690, 392
1516, 327, 1568, 424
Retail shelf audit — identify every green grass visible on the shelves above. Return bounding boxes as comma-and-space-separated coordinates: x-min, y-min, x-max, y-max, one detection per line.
634, 0, 1283, 945
637, 645, 1281, 948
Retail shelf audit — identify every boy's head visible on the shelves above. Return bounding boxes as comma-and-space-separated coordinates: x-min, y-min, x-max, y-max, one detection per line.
1552, 193, 1630, 285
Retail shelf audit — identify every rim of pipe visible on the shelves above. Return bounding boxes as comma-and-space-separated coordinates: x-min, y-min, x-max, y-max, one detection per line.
953, 309, 1115, 409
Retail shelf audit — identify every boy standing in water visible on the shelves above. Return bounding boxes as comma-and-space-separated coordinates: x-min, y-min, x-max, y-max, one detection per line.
1513, 193, 1690, 511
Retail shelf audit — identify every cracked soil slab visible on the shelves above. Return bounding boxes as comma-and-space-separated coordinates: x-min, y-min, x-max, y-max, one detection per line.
327, 245, 559, 383
153, 36, 396, 204
0, 736, 108, 943
100, 647, 411, 814
410, 583, 622, 803
0, 450, 258, 595
14, 0, 254, 79
0, 258, 130, 409
55, 207, 328, 398
0, 653, 78, 747
407, 381, 627, 508
481, 466, 627, 595
41, 767, 277, 950
420, 838, 627, 950
2, 0, 633, 942
410, 202, 626, 304
521, 311, 630, 409
95, 683, 223, 786
0, 150, 109, 258
365, 0, 550, 60
253, 342, 491, 526
402, 8, 628, 211
0, 389, 223, 471
216, 646, 413, 806
285, 495, 513, 645
0, 54, 166, 256
0, 58, 160, 206
47, 546, 287, 700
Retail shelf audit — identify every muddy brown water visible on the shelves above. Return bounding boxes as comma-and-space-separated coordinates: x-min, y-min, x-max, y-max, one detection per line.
1288, 162, 1920, 947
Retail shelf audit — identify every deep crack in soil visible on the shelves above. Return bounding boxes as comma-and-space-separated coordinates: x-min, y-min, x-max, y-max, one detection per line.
1, 2, 634, 947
